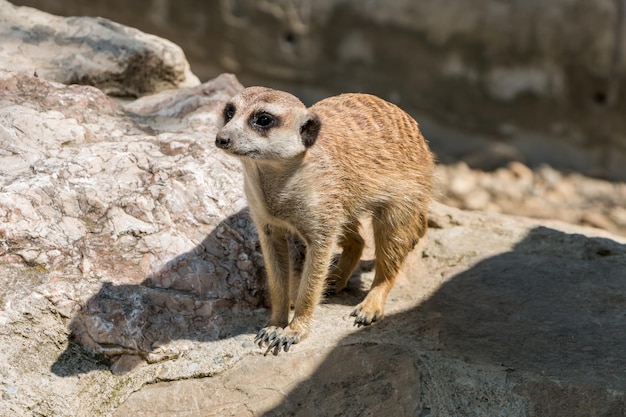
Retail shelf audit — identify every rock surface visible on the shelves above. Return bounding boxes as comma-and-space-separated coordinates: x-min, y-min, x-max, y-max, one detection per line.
437, 161, 626, 237
114, 204, 626, 417
0, 67, 625, 416
0, 0, 199, 96
0, 69, 271, 416
0, 4, 625, 415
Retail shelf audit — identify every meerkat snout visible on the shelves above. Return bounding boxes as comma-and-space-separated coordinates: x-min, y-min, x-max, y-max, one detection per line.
215, 132, 231, 149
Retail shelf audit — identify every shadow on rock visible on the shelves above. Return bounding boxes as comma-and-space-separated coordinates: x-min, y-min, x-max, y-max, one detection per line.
263, 226, 626, 416
51, 208, 375, 376
52, 209, 269, 376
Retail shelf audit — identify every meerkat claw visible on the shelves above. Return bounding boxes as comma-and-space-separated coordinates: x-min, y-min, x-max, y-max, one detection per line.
255, 328, 278, 347
353, 317, 368, 327
265, 337, 282, 356
284, 338, 294, 352
254, 329, 265, 346
254, 329, 267, 347
353, 314, 368, 327
350, 308, 381, 327
264, 335, 296, 356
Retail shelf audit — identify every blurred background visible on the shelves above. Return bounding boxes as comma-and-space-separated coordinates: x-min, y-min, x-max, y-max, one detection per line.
11, 0, 626, 234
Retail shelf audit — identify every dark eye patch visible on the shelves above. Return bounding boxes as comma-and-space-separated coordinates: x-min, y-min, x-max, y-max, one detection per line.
249, 111, 280, 134
223, 103, 236, 123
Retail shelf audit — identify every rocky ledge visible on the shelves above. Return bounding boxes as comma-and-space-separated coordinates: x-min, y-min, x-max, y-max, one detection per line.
0, 2, 625, 416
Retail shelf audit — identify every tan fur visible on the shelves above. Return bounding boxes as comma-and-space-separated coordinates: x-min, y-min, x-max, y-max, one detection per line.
215, 87, 434, 355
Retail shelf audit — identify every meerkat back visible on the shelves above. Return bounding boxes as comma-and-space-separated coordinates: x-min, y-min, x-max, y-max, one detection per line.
307, 93, 434, 208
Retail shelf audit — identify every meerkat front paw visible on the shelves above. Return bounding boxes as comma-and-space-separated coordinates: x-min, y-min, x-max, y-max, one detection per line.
254, 325, 306, 356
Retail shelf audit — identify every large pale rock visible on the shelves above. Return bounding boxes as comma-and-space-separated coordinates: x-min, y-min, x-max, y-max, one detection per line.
0, 0, 199, 96
115, 204, 626, 417
0, 70, 270, 416
0, 67, 625, 416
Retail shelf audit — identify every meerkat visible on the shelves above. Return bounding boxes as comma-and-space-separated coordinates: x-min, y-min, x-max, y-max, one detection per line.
215, 87, 434, 355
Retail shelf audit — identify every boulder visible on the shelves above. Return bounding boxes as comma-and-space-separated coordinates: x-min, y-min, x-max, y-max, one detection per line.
0, 0, 199, 96
114, 204, 626, 417
0, 4, 624, 414
0, 68, 624, 415
0, 69, 271, 415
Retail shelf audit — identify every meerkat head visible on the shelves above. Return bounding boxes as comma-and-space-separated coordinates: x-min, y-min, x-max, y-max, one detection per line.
215, 87, 321, 161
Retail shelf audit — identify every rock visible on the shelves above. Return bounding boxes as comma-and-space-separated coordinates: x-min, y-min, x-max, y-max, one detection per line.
1, 65, 625, 416
437, 162, 626, 237
114, 203, 626, 417
447, 162, 478, 197
508, 160, 534, 183
0, 69, 270, 416
610, 206, 626, 228
581, 212, 615, 231
0, 0, 199, 96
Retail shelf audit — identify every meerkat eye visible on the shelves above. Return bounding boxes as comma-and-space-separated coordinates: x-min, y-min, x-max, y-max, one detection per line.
252, 113, 276, 128
223, 103, 236, 123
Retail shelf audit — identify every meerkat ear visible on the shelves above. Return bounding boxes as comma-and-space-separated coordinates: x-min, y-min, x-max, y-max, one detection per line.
300, 113, 321, 148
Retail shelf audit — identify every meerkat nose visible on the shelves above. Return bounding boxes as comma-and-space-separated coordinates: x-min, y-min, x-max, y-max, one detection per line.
215, 132, 231, 149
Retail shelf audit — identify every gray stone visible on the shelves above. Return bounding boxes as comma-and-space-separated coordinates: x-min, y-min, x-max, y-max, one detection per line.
0, 67, 624, 417
0, 0, 199, 96
11, 0, 626, 179
0, 69, 265, 416
114, 204, 626, 417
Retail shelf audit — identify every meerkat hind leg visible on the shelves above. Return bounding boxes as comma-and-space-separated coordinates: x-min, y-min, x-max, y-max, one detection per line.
327, 222, 365, 294
351, 209, 423, 326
